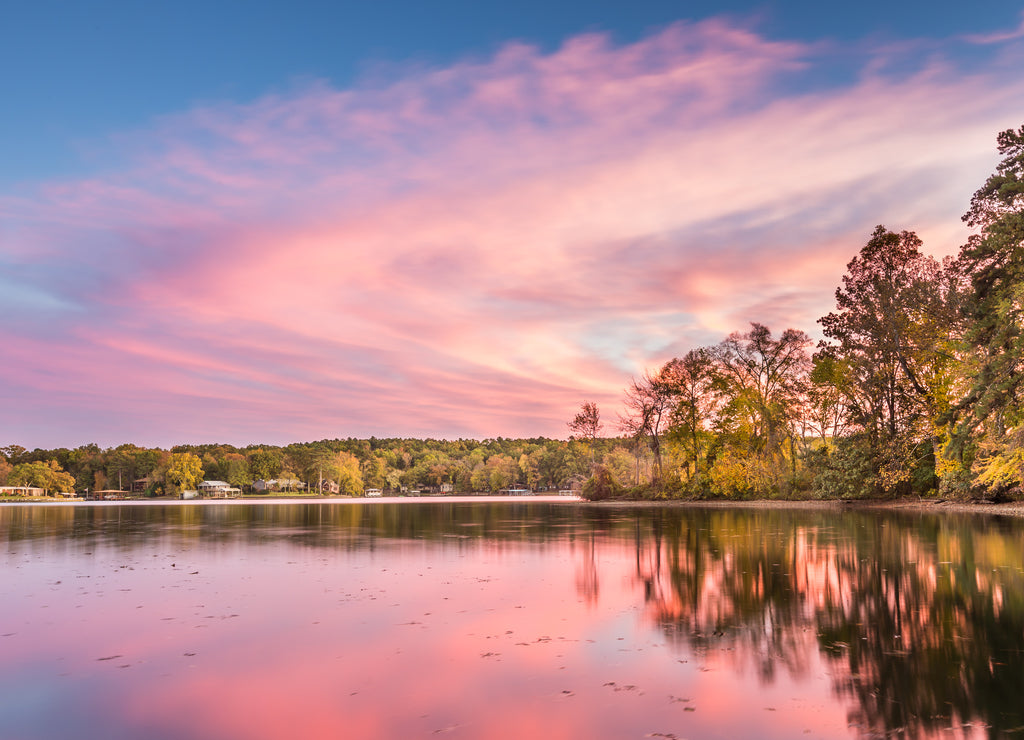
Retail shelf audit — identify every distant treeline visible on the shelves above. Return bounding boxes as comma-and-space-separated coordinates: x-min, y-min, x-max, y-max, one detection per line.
0, 437, 612, 497
575, 123, 1024, 502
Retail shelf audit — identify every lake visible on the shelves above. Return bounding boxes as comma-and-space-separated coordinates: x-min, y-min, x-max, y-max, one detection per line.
2, 499, 1022, 739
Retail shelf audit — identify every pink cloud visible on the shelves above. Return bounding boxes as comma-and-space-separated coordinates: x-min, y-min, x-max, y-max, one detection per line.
1, 17, 1023, 447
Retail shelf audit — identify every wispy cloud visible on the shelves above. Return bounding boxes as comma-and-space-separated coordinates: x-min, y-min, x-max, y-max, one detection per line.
2, 17, 1022, 447
963, 11, 1024, 44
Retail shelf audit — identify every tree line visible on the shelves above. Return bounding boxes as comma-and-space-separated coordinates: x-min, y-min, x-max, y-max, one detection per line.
577, 123, 1024, 501
0, 437, 602, 497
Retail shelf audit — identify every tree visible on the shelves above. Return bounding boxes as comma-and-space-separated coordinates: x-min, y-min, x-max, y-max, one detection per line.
518, 451, 541, 490
619, 367, 678, 482
952, 124, 1024, 491
1, 445, 27, 463
247, 448, 281, 482
361, 454, 388, 490
819, 226, 955, 495
166, 452, 203, 493
662, 348, 718, 484
334, 451, 363, 495
710, 323, 811, 495
223, 453, 252, 491
486, 454, 519, 492
568, 401, 603, 470
8, 460, 75, 495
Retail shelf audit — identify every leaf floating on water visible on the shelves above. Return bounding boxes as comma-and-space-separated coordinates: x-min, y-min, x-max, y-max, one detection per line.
432, 724, 461, 734
97, 655, 123, 661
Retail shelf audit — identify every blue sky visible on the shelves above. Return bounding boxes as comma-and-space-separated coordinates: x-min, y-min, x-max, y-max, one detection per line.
3, 1, 1021, 186
1, 1, 1023, 448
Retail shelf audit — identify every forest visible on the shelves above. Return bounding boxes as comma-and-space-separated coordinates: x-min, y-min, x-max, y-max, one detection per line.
2, 123, 1022, 502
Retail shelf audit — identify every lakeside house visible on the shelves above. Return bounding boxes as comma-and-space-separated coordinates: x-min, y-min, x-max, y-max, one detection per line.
364, 488, 383, 497
253, 478, 306, 493
316, 480, 340, 495
198, 480, 242, 498
0, 486, 47, 497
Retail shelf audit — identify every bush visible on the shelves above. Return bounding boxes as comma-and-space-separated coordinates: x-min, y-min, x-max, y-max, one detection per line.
810, 435, 876, 499
581, 466, 622, 501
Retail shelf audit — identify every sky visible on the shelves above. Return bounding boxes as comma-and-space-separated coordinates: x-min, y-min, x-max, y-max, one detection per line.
1, 1, 1023, 450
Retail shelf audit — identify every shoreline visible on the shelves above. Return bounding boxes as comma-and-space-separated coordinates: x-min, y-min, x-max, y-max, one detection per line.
588, 497, 1024, 518
4, 494, 1024, 518
0, 494, 583, 506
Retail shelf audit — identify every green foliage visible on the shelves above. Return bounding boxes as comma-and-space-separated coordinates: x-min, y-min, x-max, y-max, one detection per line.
810, 436, 876, 499
581, 465, 622, 501
8, 460, 76, 494
951, 124, 1024, 491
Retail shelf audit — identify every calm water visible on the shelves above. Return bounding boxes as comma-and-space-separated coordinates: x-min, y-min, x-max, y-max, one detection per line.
2, 500, 1023, 740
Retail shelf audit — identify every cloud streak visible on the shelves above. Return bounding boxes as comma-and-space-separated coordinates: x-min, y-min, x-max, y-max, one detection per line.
2, 17, 1022, 447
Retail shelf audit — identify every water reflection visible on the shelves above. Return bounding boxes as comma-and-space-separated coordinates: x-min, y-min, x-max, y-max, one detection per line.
627, 507, 1024, 739
1, 502, 1023, 739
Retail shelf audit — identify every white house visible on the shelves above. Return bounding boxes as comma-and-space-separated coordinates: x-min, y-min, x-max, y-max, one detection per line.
0, 486, 46, 497
198, 480, 241, 498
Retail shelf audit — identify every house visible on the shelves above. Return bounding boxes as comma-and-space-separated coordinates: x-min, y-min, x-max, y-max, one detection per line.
317, 480, 340, 495
253, 478, 306, 493
364, 488, 383, 497
198, 480, 241, 498
0, 486, 46, 497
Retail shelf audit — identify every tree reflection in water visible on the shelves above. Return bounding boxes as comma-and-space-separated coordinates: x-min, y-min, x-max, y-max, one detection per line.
622, 506, 1024, 738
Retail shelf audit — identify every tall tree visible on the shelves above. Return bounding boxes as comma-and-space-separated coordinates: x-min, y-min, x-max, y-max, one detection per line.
568, 401, 603, 470
165, 452, 204, 493
714, 323, 811, 459
619, 367, 678, 482
950, 124, 1024, 490
662, 348, 718, 483
818, 226, 954, 494
8, 460, 76, 495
